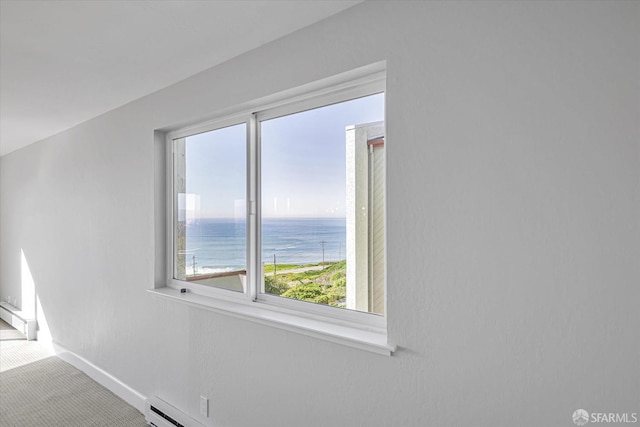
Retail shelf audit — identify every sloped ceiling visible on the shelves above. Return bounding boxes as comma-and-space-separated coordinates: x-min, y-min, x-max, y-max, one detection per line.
0, 0, 361, 156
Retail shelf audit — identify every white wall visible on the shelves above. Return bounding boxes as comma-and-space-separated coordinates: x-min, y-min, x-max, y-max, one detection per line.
1, 1, 638, 426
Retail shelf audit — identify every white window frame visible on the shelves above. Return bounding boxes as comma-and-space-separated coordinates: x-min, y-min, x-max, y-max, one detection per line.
151, 64, 395, 356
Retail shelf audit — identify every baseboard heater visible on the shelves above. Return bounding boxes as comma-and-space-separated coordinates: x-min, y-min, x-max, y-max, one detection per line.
145, 396, 205, 427
0, 301, 37, 340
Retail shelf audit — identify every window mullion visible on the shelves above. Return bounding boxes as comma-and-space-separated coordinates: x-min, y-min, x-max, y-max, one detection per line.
247, 113, 260, 302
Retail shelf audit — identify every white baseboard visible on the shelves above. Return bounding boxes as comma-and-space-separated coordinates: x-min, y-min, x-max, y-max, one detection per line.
52, 342, 147, 414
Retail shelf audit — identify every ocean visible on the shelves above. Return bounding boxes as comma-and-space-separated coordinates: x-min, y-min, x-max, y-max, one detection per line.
184, 217, 346, 274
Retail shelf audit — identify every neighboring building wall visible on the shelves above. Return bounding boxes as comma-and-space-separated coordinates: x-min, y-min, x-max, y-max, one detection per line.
369, 132, 385, 315
346, 122, 385, 314
0, 2, 638, 426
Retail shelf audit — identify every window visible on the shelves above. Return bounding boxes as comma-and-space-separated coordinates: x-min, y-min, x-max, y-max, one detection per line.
259, 93, 385, 315
162, 69, 393, 354
173, 123, 247, 291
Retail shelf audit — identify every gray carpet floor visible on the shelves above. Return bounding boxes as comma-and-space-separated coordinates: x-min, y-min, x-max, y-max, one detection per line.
0, 320, 148, 427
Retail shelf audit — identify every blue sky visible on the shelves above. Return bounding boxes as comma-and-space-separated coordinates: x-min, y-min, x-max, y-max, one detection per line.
185, 123, 246, 218
185, 92, 384, 218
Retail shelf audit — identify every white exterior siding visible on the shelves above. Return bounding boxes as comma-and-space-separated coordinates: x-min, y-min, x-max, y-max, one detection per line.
346, 122, 385, 314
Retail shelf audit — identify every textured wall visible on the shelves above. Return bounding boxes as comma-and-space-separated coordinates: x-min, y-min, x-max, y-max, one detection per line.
1, 1, 638, 426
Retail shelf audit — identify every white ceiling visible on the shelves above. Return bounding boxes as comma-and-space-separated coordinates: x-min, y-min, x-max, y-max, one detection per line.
0, 0, 360, 156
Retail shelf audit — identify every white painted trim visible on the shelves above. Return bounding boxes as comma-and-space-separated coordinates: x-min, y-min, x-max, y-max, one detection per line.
248, 112, 260, 302
255, 77, 384, 122
167, 113, 248, 145
52, 342, 147, 414
158, 61, 386, 138
148, 287, 396, 356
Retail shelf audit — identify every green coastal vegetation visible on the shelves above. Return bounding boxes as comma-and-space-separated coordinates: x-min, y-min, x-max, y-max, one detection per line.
264, 260, 346, 308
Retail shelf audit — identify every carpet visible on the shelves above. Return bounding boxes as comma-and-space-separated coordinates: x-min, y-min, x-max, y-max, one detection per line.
0, 337, 147, 426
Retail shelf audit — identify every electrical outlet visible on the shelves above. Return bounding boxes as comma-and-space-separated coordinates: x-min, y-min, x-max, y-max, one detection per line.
200, 395, 208, 417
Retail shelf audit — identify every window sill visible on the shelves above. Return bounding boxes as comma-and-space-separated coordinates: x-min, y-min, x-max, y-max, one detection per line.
147, 287, 396, 356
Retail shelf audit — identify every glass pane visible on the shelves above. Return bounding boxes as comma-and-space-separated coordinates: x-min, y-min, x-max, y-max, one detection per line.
260, 93, 385, 314
174, 123, 246, 292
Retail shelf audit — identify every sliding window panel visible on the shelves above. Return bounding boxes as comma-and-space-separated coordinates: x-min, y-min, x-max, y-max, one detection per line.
259, 93, 385, 314
173, 123, 247, 292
